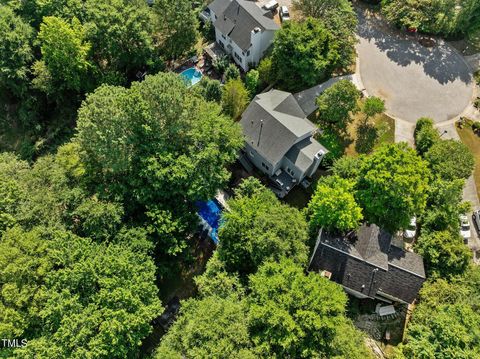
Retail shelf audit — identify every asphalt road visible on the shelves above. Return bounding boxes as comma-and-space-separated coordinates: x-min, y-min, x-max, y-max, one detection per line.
356, 9, 474, 124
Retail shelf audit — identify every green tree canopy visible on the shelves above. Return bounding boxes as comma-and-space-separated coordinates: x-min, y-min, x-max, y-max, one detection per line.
330, 155, 364, 179
363, 96, 385, 120
221, 78, 249, 120
33, 16, 92, 94
306, 175, 363, 233
424, 139, 475, 181
356, 143, 431, 232
0, 6, 34, 97
0, 226, 161, 358
224, 63, 240, 82
0, 153, 29, 234
416, 229, 472, 278
245, 69, 259, 97
217, 178, 309, 276
421, 177, 466, 232
316, 79, 360, 129
248, 259, 372, 359
292, 0, 357, 68
382, 0, 480, 37
76, 72, 243, 213
271, 18, 341, 91
399, 267, 480, 358
84, 0, 157, 77
195, 77, 222, 103
155, 296, 256, 359
414, 117, 440, 155
153, 0, 199, 60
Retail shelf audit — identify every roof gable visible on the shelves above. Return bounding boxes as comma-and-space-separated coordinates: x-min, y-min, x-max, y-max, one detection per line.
209, 0, 279, 51
240, 90, 317, 165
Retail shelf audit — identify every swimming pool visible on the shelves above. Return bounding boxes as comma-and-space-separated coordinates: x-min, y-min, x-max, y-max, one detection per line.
180, 67, 202, 87
196, 199, 222, 244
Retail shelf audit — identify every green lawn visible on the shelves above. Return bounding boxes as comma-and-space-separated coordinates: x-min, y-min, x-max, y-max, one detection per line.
315, 105, 395, 160
457, 124, 480, 199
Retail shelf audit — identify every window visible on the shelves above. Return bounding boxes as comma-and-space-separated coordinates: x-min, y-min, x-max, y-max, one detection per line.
249, 151, 254, 157
221, 34, 226, 40
246, 50, 250, 56
218, 41, 224, 49
261, 162, 269, 170
234, 52, 242, 61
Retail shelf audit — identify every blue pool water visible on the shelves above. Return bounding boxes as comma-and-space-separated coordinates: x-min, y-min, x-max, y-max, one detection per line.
180, 67, 202, 87
196, 199, 222, 244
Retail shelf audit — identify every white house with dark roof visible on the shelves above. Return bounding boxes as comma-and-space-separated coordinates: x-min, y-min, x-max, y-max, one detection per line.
240, 89, 328, 197
207, 0, 279, 71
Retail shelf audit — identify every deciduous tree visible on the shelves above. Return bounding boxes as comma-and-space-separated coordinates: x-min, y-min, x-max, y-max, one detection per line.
76, 72, 243, 221
356, 143, 431, 232
155, 296, 256, 359
245, 69, 259, 97
306, 175, 363, 233
292, 0, 357, 68
221, 78, 249, 120
271, 18, 341, 91
363, 96, 385, 121
33, 16, 92, 94
0, 6, 34, 97
416, 230, 471, 278
153, 0, 199, 60
0, 226, 161, 358
424, 139, 475, 181
217, 178, 309, 276
248, 259, 372, 359
414, 117, 440, 155
316, 79, 360, 129
399, 267, 480, 358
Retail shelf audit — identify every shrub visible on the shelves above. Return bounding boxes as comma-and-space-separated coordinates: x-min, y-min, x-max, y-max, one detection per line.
257, 57, 274, 87
414, 117, 440, 155
212, 55, 229, 74
472, 121, 480, 134
245, 69, 259, 97
224, 63, 240, 82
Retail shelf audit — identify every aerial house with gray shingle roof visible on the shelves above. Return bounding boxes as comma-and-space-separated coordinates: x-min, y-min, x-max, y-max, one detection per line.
309, 224, 426, 304
207, 0, 279, 71
240, 89, 328, 197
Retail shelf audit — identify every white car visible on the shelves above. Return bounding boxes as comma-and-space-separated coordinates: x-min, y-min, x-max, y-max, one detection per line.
279, 6, 290, 22
403, 217, 417, 239
263, 0, 278, 11
459, 214, 471, 241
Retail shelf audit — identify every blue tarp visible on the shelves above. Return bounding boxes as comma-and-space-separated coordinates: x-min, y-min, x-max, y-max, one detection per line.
196, 200, 222, 243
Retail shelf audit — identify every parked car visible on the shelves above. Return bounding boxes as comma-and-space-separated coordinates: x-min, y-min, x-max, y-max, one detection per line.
473, 210, 480, 232
459, 214, 471, 242
279, 6, 290, 21
263, 0, 278, 11
403, 217, 417, 239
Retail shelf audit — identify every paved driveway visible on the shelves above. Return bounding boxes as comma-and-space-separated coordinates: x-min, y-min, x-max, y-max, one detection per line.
356, 9, 474, 124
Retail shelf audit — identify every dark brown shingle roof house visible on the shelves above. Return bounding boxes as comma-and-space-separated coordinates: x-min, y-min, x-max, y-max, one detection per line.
309, 224, 426, 304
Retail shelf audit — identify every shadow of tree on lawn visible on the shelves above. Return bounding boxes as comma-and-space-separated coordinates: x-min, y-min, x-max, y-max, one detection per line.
355, 122, 378, 154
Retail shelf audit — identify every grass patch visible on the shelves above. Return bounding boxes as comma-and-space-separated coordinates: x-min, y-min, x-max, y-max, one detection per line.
314, 103, 395, 161
345, 111, 395, 156
457, 124, 480, 199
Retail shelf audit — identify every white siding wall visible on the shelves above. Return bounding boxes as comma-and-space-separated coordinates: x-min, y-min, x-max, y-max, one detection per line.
245, 143, 275, 176
211, 22, 276, 71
